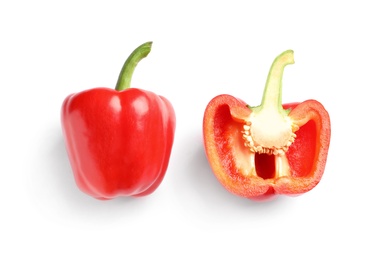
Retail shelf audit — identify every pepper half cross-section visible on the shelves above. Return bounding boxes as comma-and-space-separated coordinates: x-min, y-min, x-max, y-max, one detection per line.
203, 50, 331, 201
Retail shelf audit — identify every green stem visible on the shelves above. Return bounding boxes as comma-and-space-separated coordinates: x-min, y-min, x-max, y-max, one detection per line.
115, 41, 152, 91
260, 50, 294, 111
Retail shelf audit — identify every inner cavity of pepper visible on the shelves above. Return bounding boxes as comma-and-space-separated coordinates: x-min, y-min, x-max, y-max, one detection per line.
254, 153, 291, 179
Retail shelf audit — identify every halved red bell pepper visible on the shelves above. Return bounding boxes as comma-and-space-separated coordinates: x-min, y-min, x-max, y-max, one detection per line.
203, 50, 331, 201
61, 42, 176, 200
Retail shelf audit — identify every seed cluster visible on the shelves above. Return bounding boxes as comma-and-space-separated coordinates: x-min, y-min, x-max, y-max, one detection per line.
242, 121, 298, 155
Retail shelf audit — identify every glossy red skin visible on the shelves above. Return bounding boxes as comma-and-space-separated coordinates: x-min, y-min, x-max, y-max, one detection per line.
203, 94, 331, 201
61, 87, 176, 199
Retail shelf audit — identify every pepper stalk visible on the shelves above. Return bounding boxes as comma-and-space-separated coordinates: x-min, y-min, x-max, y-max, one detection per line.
242, 50, 299, 178
115, 41, 152, 91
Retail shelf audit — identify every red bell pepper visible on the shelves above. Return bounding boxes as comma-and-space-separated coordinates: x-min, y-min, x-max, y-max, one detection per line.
61, 42, 176, 200
203, 50, 331, 201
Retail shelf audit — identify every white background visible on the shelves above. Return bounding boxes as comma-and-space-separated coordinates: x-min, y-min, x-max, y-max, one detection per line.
1, 1, 382, 259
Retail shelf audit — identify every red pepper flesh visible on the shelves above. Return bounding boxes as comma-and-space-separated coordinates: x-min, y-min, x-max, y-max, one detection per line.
61, 42, 176, 199
203, 50, 330, 201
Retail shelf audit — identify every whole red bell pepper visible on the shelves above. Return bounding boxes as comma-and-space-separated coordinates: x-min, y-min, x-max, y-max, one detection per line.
61, 42, 176, 200
203, 50, 331, 201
